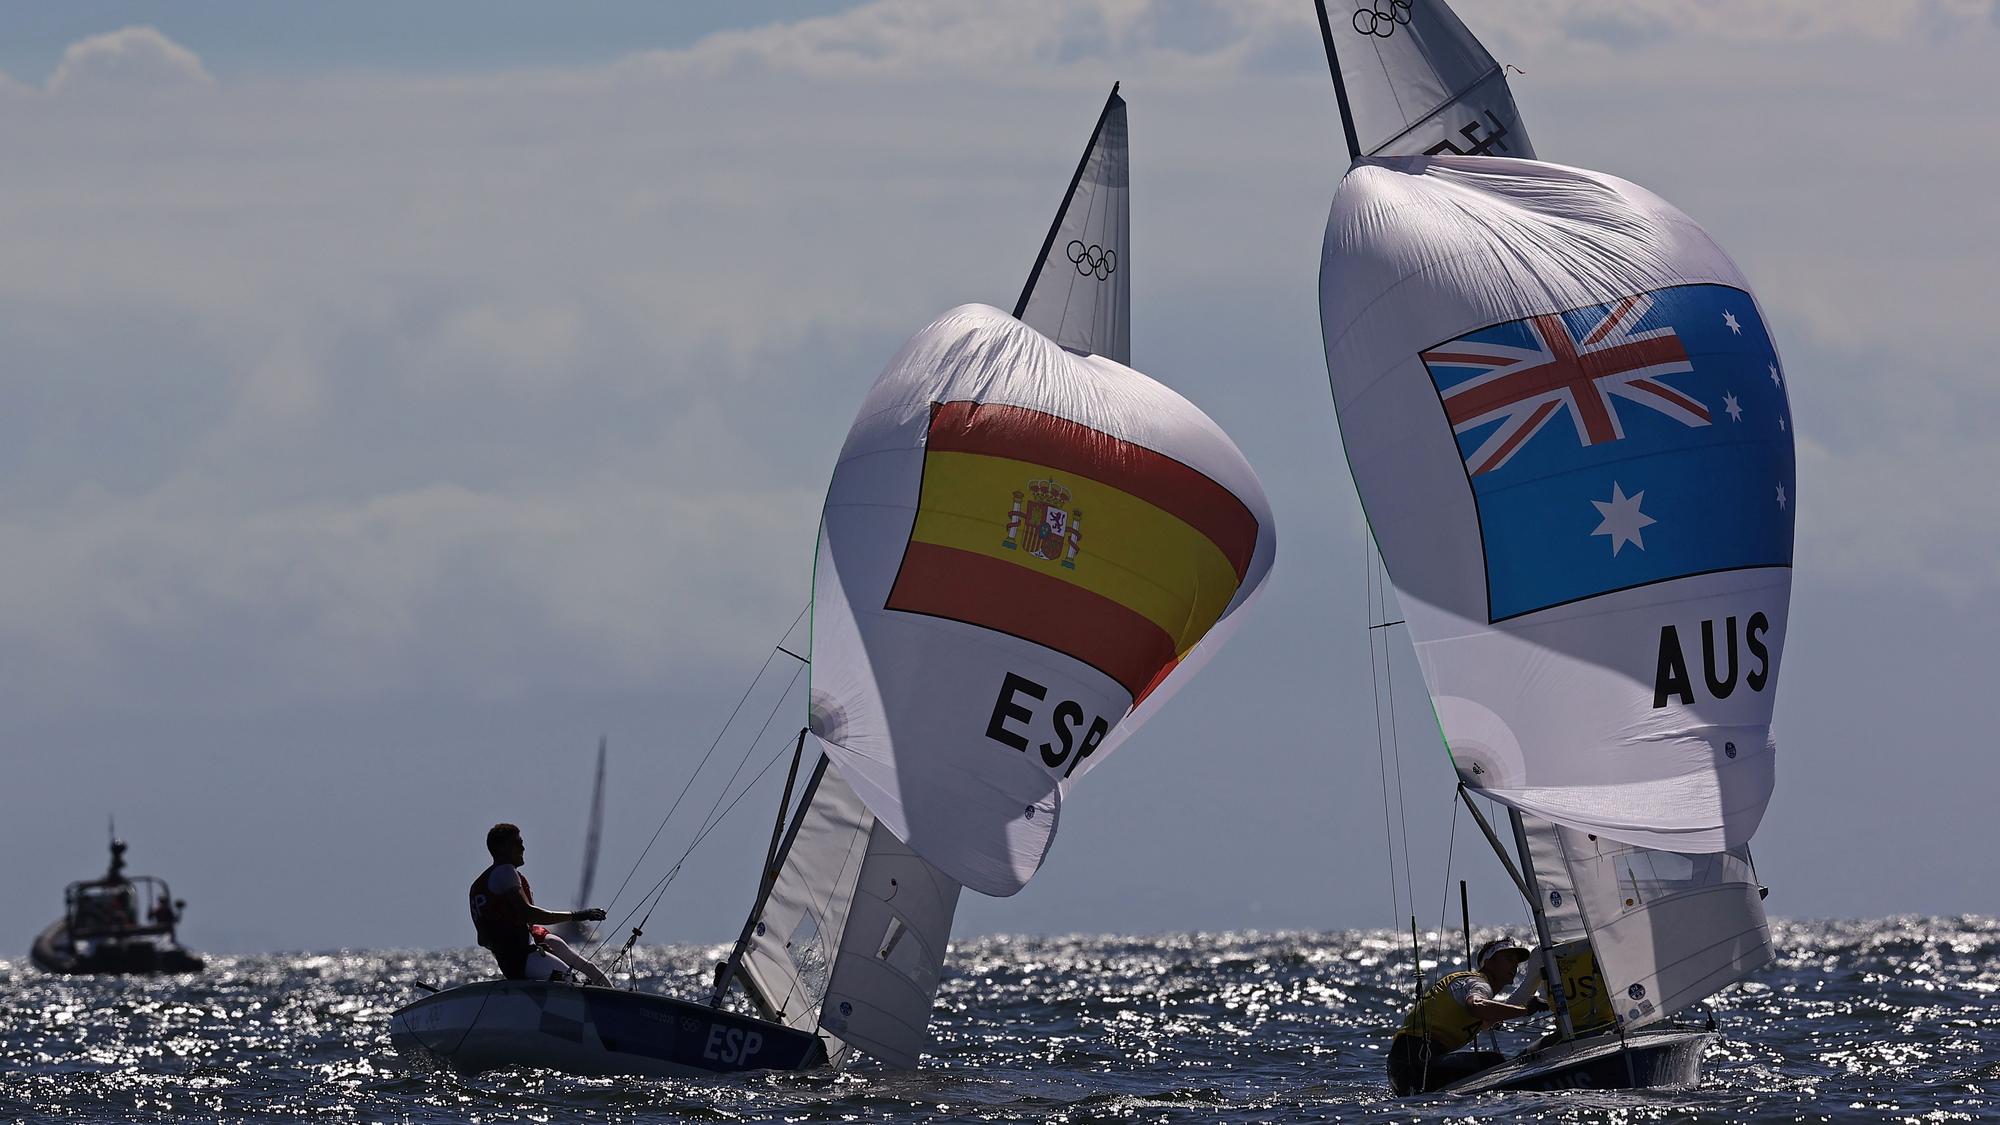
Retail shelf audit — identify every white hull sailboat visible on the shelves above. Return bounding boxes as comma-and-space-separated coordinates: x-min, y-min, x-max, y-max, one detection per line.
392, 83, 1277, 1078
1310, 0, 1792, 1093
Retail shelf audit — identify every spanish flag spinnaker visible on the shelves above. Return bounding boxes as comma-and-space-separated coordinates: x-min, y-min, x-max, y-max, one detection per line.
808, 304, 1275, 897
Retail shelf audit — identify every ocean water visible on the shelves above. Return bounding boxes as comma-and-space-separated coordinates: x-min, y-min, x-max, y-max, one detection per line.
3, 917, 1995, 1123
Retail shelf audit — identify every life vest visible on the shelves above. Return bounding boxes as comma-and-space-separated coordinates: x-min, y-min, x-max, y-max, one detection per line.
469, 864, 535, 979
1396, 970, 1487, 1052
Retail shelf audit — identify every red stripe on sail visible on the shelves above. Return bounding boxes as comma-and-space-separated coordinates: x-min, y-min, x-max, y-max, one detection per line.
885, 542, 1179, 700
924, 401, 1258, 580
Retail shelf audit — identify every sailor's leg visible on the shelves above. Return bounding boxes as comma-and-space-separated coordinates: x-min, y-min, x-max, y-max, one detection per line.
521, 947, 569, 980
1422, 1048, 1506, 1091
540, 934, 613, 987
1385, 1036, 1429, 1095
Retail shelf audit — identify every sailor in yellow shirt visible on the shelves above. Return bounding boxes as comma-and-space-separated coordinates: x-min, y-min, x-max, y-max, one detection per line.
1387, 936, 1549, 1095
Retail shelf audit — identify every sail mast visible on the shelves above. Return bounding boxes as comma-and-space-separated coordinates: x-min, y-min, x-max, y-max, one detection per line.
1013, 82, 1121, 318
1311, 0, 1363, 162
1507, 809, 1576, 1041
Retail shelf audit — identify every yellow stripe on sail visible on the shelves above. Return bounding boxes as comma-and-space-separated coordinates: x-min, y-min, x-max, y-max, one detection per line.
909, 451, 1241, 654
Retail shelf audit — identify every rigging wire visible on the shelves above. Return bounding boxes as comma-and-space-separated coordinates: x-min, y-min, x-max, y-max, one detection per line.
590, 659, 807, 966
1378, 546, 1418, 935
594, 731, 801, 977
1364, 532, 1403, 931
1435, 791, 1461, 971
593, 605, 808, 924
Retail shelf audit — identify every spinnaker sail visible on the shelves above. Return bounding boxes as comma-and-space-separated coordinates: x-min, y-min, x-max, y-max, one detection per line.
1322, 154, 1794, 853
1313, 0, 1533, 161
809, 304, 1276, 896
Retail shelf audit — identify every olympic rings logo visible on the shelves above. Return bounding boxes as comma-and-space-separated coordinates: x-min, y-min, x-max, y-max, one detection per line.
1067, 240, 1116, 280
1353, 0, 1414, 37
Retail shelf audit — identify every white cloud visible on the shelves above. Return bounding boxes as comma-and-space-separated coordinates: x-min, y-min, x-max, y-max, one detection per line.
46, 25, 215, 97
1490, 0, 1997, 51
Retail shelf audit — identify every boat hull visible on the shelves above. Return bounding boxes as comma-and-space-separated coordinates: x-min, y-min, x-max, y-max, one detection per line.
1444, 1025, 1716, 1094
30, 920, 205, 976
390, 980, 826, 1078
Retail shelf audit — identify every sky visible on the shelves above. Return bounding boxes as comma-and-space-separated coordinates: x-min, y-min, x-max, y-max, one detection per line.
1, 0, 1995, 959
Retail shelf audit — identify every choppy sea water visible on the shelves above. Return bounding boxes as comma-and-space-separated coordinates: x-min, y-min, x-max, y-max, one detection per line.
3, 917, 1996, 1123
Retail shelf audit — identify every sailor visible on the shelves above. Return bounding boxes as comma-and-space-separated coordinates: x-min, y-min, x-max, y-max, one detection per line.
470, 822, 612, 986
1387, 936, 1548, 1095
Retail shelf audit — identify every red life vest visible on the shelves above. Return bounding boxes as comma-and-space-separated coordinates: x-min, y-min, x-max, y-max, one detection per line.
469, 864, 536, 978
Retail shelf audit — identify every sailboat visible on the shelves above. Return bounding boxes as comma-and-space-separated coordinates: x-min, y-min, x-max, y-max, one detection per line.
554, 736, 608, 946
390, 84, 1277, 1078
1311, 0, 1790, 1093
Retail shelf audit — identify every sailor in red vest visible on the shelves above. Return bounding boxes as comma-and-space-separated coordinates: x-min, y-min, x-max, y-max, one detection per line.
470, 822, 612, 986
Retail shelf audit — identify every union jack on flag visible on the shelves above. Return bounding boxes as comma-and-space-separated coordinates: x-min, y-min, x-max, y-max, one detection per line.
1420, 283, 1794, 622
1423, 293, 1706, 476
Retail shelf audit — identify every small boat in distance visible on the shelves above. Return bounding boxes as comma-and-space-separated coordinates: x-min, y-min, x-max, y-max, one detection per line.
32, 833, 204, 975
554, 735, 609, 946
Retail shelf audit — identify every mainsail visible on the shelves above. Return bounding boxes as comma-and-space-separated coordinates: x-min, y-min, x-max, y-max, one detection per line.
1312, 0, 1533, 161
1014, 85, 1129, 363
809, 304, 1275, 896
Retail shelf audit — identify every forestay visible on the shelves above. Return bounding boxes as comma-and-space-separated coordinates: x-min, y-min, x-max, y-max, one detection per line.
1319, 0, 1533, 159
1320, 157, 1794, 851
810, 303, 1275, 896
1522, 815, 1772, 1028
740, 763, 961, 1069
1015, 88, 1128, 363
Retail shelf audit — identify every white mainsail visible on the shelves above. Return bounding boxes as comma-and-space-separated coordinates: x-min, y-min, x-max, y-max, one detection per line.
1014, 85, 1129, 363
1314, 0, 1533, 160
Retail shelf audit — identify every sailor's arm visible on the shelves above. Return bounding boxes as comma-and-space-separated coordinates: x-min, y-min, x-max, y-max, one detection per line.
491, 881, 606, 927
517, 900, 607, 926
1466, 995, 1546, 1027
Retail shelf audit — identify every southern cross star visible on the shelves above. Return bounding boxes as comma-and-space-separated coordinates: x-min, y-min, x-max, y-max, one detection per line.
1769, 362, 1781, 387
1723, 310, 1742, 335
1590, 482, 1656, 557
1776, 484, 1788, 510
